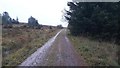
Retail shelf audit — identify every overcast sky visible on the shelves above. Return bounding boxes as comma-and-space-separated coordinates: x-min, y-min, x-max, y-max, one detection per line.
0, 0, 72, 27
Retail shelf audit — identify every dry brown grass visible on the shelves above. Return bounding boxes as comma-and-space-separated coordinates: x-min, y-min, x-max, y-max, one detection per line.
2, 27, 59, 66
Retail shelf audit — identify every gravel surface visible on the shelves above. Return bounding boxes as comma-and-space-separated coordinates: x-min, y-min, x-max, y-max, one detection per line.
20, 29, 86, 66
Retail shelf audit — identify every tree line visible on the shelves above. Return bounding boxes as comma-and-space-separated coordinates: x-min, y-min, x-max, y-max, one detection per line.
1, 11, 63, 29
1, 12, 41, 28
65, 2, 120, 44
2, 12, 19, 25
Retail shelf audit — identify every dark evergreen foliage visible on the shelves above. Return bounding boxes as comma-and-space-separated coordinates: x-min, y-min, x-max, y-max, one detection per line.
28, 16, 38, 27
2, 12, 19, 25
57, 25, 63, 29
28, 16, 42, 29
65, 2, 120, 44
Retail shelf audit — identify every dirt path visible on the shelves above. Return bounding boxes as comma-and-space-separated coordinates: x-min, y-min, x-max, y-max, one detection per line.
20, 29, 86, 66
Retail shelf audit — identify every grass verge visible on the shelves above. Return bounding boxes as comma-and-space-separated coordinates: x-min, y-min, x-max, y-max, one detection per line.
2, 27, 59, 66
68, 34, 119, 66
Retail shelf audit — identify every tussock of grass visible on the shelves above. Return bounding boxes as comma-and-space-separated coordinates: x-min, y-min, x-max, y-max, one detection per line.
68, 34, 118, 66
2, 27, 59, 66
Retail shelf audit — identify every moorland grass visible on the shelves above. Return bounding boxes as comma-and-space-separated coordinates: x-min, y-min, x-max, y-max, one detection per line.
2, 27, 59, 66
68, 34, 119, 66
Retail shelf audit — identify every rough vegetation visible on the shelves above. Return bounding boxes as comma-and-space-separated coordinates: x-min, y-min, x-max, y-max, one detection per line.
2, 26, 59, 66
1, 11, 63, 66
65, 2, 120, 66
68, 33, 118, 66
